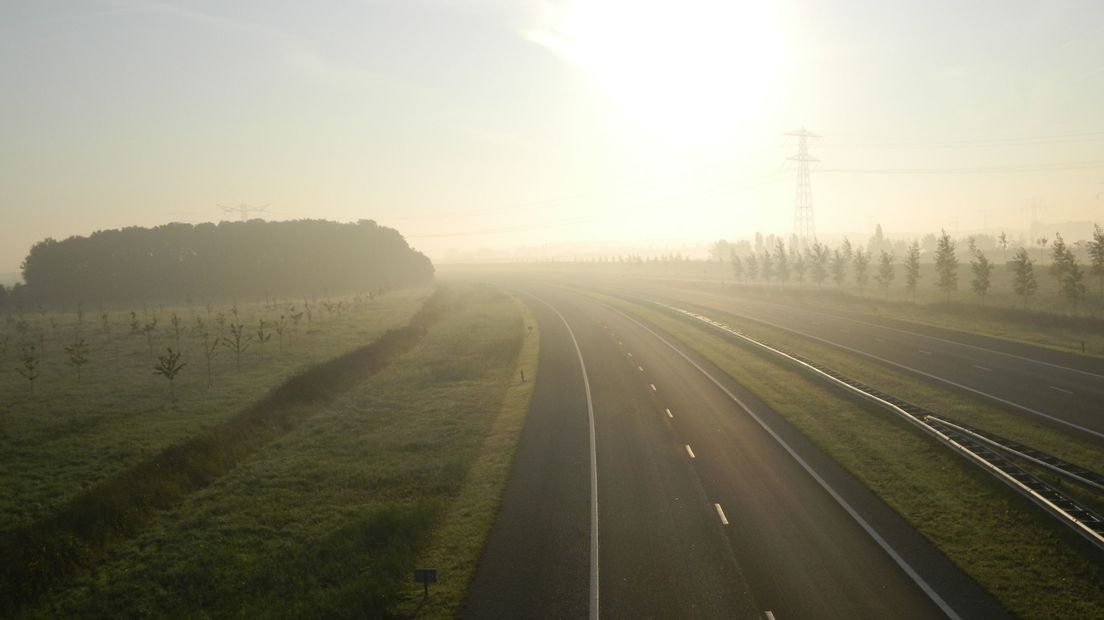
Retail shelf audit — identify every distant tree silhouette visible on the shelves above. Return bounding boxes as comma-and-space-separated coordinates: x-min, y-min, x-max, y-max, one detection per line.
852, 249, 870, 294
934, 230, 958, 302
19, 219, 433, 305
904, 241, 921, 302
875, 250, 895, 297
1091, 224, 1104, 298
970, 250, 993, 304
1010, 248, 1038, 309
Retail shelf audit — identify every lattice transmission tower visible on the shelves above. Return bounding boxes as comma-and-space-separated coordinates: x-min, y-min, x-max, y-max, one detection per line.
786, 128, 820, 247
218, 203, 269, 221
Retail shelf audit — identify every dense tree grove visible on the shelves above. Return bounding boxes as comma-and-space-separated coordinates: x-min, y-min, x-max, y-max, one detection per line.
7, 219, 433, 306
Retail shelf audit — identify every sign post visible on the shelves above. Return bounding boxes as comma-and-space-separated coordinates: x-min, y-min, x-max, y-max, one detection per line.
413, 568, 438, 598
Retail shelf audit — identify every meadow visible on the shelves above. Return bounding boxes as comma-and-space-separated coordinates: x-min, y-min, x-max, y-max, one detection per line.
0, 289, 428, 532
4, 282, 537, 617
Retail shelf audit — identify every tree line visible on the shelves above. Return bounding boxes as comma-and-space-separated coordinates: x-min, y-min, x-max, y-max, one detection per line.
722, 224, 1104, 311
0, 219, 434, 308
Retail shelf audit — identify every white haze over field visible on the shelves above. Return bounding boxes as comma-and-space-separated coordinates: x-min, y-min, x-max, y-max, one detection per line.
2, 0, 1103, 272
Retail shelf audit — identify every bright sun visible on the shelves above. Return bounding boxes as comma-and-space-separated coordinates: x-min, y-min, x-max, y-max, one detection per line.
527, 0, 788, 145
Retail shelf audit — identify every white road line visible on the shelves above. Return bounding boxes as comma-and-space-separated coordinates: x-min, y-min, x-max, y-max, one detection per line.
529, 295, 600, 620
608, 306, 963, 620
650, 383, 657, 391
618, 340, 623, 346
973, 365, 992, 372
919, 350, 932, 355
764, 612, 777, 620
627, 352, 632, 357
809, 307, 1104, 380
875, 338, 886, 343
714, 503, 729, 525
685, 444, 696, 459
665, 408, 674, 418
1050, 385, 1074, 395
638, 365, 644, 372
667, 304, 1104, 442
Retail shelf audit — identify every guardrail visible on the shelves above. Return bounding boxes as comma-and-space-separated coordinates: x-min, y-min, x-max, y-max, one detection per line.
661, 304, 1104, 551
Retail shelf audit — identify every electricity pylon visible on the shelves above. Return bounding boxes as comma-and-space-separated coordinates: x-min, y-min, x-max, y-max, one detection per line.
786, 128, 820, 247
218, 203, 269, 222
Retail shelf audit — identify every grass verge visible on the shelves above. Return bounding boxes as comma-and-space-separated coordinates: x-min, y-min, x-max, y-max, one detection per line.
20, 282, 534, 618
394, 296, 539, 619
596, 292, 1104, 620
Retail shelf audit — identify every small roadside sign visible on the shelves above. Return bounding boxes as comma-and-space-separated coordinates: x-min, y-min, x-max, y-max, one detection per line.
414, 568, 438, 597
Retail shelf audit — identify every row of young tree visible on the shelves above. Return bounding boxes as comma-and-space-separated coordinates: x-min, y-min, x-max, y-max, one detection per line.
3, 292, 374, 402
726, 225, 1104, 309
0, 219, 434, 308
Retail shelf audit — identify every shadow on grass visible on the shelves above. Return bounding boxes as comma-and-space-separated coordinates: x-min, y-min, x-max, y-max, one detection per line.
0, 287, 453, 616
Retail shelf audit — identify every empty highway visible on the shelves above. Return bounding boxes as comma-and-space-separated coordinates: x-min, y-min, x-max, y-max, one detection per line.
465, 283, 1006, 619
587, 277, 1104, 442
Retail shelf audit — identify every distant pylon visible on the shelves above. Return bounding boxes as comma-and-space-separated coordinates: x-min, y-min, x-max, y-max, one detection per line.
218, 203, 269, 222
785, 128, 820, 247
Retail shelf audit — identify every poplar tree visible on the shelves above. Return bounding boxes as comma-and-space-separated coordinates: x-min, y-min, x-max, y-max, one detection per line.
904, 242, 921, 302
970, 250, 993, 304
875, 250, 895, 297
934, 230, 958, 301
1010, 248, 1038, 308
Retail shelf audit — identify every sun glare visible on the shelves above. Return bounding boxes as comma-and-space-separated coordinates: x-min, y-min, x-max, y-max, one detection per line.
530, 0, 788, 145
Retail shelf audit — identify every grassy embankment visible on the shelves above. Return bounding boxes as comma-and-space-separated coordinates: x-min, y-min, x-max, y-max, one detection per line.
0, 290, 428, 532
595, 292, 1104, 620
14, 282, 537, 618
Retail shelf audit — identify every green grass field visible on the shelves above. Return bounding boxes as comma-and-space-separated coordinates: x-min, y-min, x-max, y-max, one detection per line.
0, 290, 429, 532
595, 292, 1104, 619
12, 282, 536, 618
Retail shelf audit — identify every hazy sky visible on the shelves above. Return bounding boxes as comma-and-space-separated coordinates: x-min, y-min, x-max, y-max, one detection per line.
2, 0, 1103, 272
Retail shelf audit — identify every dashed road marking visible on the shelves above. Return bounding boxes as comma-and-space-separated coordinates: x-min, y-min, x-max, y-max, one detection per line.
665, 408, 673, 418
973, 365, 992, 372
685, 444, 696, 459
919, 350, 932, 355
1050, 385, 1074, 395
714, 503, 729, 525
638, 365, 644, 372
650, 383, 657, 391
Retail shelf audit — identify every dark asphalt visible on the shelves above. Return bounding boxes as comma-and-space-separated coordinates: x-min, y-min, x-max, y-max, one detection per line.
464, 282, 1008, 619
602, 278, 1104, 443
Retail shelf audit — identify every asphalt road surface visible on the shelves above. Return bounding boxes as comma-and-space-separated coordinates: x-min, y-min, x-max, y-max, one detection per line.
591, 277, 1104, 443
464, 282, 1007, 619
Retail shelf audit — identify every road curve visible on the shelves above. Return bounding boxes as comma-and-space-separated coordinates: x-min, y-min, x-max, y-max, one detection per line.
464, 282, 1007, 619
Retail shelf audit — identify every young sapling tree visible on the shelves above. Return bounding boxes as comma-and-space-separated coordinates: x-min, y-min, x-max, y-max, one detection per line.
223, 322, 251, 371
202, 331, 219, 387
255, 319, 272, 362
153, 348, 186, 402
275, 315, 288, 350
16, 344, 40, 397
64, 338, 90, 383
141, 317, 158, 361
170, 313, 183, 346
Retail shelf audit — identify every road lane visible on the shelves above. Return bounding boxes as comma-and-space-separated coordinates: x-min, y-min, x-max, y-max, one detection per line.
608, 279, 1104, 441
467, 282, 1008, 618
